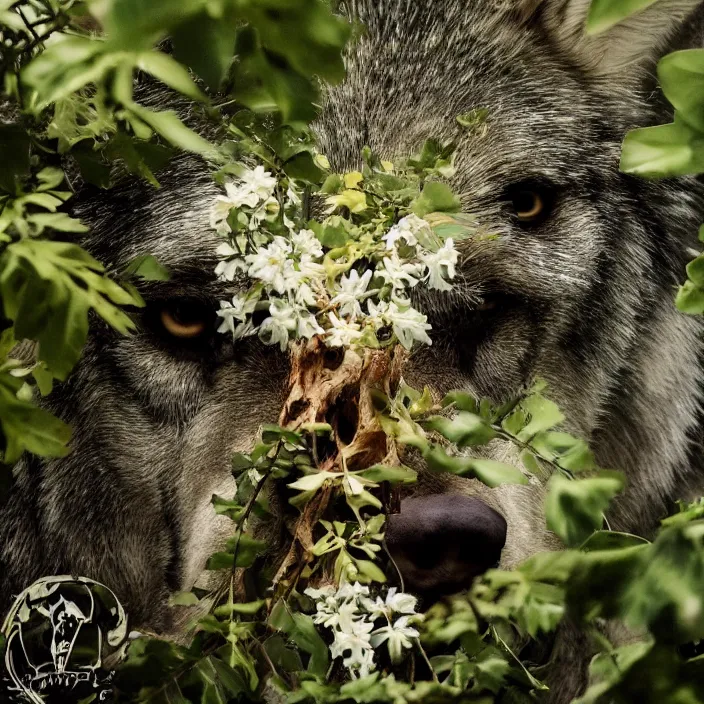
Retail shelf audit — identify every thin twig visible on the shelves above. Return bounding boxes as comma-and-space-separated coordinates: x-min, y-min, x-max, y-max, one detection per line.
415, 641, 438, 683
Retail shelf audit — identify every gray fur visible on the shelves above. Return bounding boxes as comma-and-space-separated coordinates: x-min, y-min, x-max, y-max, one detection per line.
2, 1, 704, 700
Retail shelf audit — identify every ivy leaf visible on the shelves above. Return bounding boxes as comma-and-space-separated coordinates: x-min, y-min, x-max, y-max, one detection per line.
545, 472, 626, 547
585, 0, 660, 35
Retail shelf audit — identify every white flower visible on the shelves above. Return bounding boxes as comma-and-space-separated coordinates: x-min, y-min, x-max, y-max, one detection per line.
331, 269, 373, 319
234, 319, 257, 341
246, 237, 292, 293
248, 195, 280, 230
298, 256, 326, 282
366, 299, 391, 329
287, 185, 302, 206
292, 282, 318, 308
385, 588, 418, 615
361, 588, 418, 620
383, 214, 429, 250
336, 582, 370, 601
331, 619, 375, 678
304, 585, 336, 601
214, 243, 248, 282
419, 238, 459, 291
386, 299, 432, 350
292, 229, 323, 259
325, 312, 362, 348
378, 252, 422, 291
296, 310, 324, 340
370, 616, 419, 663
239, 165, 277, 203
216, 295, 251, 335
258, 299, 297, 351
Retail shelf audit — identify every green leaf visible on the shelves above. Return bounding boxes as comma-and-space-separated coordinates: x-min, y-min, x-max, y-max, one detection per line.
136, 51, 208, 102
585, 0, 660, 35
442, 390, 479, 413
128, 105, 215, 158
27, 212, 89, 234
470, 459, 528, 488
72, 147, 113, 189
261, 424, 304, 446
263, 635, 303, 673
0, 240, 140, 380
356, 464, 417, 485
206, 552, 236, 570
0, 125, 30, 194
658, 49, 704, 133
0, 372, 72, 463
211, 495, 244, 521
284, 152, 324, 185
223, 532, 267, 568
169, 591, 200, 607
545, 471, 626, 547
580, 531, 649, 552
621, 119, 704, 178
124, 254, 171, 282
213, 599, 265, 617
530, 431, 596, 472
511, 393, 565, 443
424, 412, 496, 446
423, 444, 475, 476
172, 12, 237, 90
268, 600, 329, 677
677, 279, 704, 315
354, 559, 387, 584
412, 181, 461, 217
622, 521, 704, 642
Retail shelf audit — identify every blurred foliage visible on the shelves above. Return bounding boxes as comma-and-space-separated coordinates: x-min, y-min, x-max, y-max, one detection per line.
0, 0, 350, 462
586, 0, 704, 314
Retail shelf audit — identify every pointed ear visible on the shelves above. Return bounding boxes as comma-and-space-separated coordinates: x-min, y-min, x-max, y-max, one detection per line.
524, 0, 703, 77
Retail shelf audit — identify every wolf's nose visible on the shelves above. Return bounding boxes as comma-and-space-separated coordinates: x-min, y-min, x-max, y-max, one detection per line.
385, 494, 507, 597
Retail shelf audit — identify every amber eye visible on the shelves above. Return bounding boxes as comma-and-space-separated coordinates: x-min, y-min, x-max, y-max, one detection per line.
507, 183, 554, 225
159, 301, 209, 338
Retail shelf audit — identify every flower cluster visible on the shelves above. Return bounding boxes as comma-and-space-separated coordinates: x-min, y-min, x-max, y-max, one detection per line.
211, 163, 461, 353
304, 582, 421, 678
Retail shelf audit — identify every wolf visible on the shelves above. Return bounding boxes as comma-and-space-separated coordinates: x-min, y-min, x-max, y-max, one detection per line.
2, 0, 704, 700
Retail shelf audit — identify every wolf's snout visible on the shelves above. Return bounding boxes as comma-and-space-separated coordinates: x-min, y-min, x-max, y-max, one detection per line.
385, 494, 507, 597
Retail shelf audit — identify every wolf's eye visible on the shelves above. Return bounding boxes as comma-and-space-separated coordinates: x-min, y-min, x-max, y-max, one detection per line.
506, 182, 554, 225
160, 300, 210, 338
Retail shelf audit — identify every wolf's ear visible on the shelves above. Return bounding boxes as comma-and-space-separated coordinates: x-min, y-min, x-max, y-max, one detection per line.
521, 0, 702, 76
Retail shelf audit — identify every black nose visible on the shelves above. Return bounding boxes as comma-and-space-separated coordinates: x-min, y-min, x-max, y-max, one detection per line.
385, 494, 507, 597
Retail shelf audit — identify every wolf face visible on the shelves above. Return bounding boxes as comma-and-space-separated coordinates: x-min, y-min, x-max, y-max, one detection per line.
2, 1, 704, 700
